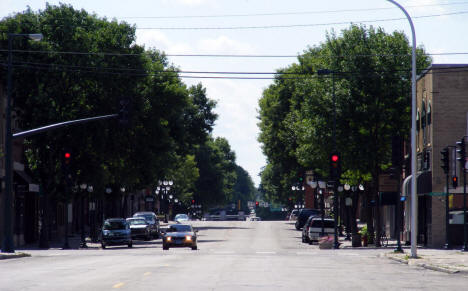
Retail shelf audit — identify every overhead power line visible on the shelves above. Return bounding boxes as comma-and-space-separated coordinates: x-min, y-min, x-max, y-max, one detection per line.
136, 10, 468, 30
120, 1, 468, 19
2, 49, 468, 59
2, 61, 467, 81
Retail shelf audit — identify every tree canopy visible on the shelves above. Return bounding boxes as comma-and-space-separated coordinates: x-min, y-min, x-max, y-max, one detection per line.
0, 4, 235, 208
258, 24, 432, 203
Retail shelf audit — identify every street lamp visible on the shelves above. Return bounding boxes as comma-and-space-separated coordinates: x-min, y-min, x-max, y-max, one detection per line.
158, 180, 173, 222
79, 183, 88, 248
87, 186, 97, 242
104, 187, 112, 220
2, 33, 43, 253
387, 0, 418, 259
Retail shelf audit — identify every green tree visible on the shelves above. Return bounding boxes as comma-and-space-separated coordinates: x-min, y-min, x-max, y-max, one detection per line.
232, 165, 256, 211
258, 24, 431, 240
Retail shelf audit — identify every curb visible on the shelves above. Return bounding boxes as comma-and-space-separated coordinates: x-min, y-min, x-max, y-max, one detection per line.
0, 252, 31, 260
385, 253, 465, 274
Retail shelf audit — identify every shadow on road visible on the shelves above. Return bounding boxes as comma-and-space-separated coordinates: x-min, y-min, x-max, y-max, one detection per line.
198, 239, 227, 243
195, 226, 252, 230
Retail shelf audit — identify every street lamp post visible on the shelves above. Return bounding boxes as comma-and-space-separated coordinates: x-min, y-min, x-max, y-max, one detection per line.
79, 183, 88, 248
2, 33, 43, 253
105, 187, 112, 221
87, 186, 96, 242
386, 0, 418, 258
291, 185, 305, 209
157, 180, 173, 222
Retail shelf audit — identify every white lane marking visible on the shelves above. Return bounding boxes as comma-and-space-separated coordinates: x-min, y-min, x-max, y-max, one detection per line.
113, 282, 125, 289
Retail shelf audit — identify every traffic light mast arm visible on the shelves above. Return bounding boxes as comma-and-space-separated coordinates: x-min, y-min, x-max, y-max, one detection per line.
12, 114, 118, 139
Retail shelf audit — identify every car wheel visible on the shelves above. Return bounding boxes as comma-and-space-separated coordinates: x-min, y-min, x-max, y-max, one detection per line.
191, 245, 197, 250
101, 243, 106, 249
128, 241, 133, 248
163, 245, 169, 250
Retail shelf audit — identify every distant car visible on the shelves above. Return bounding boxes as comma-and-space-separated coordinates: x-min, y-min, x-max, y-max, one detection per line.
162, 224, 198, 250
133, 211, 160, 238
301, 214, 320, 243
295, 209, 321, 230
174, 213, 190, 223
308, 217, 335, 243
289, 209, 300, 221
250, 216, 261, 221
126, 217, 151, 240
101, 218, 132, 249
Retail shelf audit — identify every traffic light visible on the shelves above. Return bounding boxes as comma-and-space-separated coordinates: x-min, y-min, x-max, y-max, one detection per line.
119, 99, 130, 125
62, 149, 73, 186
441, 147, 449, 174
329, 152, 341, 179
453, 176, 458, 188
255, 201, 259, 209
192, 199, 195, 204
456, 138, 466, 171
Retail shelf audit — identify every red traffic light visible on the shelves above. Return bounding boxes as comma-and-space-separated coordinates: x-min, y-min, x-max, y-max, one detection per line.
331, 154, 339, 162
64, 152, 71, 159
255, 201, 259, 206
192, 199, 195, 204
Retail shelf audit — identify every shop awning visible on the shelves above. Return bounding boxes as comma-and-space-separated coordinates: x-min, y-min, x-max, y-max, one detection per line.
402, 171, 432, 197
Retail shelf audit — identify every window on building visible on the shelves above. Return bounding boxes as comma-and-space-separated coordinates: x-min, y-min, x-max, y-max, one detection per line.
427, 102, 432, 125
417, 110, 421, 131
421, 101, 426, 129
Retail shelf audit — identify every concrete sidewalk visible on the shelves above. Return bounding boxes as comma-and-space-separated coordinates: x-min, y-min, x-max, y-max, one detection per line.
338, 236, 468, 274
385, 248, 468, 274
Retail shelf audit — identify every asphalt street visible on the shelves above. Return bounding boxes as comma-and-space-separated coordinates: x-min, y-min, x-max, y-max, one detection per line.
1, 221, 467, 290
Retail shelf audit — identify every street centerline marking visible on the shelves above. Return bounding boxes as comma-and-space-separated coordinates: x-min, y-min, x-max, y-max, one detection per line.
113, 282, 125, 288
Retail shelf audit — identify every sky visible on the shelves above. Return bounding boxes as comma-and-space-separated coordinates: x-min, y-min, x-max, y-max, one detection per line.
1, 0, 468, 186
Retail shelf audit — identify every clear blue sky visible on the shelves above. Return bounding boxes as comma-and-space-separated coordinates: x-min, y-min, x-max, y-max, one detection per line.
2, 0, 468, 186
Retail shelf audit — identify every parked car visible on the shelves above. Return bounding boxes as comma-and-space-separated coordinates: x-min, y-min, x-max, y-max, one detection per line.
295, 209, 321, 230
308, 217, 335, 243
174, 213, 190, 223
133, 211, 160, 238
162, 224, 198, 250
301, 214, 320, 243
250, 216, 261, 221
289, 209, 299, 221
101, 218, 132, 249
126, 217, 151, 240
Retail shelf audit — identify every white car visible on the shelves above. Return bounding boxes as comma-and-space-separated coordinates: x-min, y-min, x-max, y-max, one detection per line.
174, 213, 190, 223
289, 209, 299, 221
307, 218, 335, 243
250, 217, 261, 221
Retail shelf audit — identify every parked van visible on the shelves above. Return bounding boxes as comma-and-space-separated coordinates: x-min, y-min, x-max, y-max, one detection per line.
307, 217, 335, 243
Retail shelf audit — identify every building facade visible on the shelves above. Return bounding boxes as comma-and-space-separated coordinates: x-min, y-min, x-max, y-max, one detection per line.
402, 64, 468, 247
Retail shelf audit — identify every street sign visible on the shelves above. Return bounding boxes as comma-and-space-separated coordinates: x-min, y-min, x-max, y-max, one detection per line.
379, 174, 398, 192
327, 181, 335, 188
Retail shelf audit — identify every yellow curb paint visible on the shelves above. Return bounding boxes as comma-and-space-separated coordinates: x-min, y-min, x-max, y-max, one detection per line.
144, 272, 151, 276
113, 282, 125, 288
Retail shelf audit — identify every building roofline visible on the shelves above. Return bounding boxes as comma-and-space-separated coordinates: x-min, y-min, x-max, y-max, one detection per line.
417, 63, 468, 80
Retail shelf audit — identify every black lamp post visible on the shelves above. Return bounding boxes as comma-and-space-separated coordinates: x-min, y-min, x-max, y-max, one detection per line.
2, 33, 43, 253
157, 180, 173, 222
79, 183, 88, 248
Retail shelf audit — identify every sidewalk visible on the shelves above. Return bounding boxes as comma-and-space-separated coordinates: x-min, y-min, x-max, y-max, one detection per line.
386, 248, 468, 274
339, 236, 468, 274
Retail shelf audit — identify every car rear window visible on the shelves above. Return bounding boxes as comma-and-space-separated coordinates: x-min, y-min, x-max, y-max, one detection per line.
103, 221, 126, 230
311, 220, 335, 228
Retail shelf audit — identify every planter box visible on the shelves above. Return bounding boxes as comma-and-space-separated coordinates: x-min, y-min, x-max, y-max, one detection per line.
352, 233, 362, 247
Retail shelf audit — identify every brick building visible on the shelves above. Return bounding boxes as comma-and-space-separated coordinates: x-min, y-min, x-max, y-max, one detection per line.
402, 64, 468, 247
